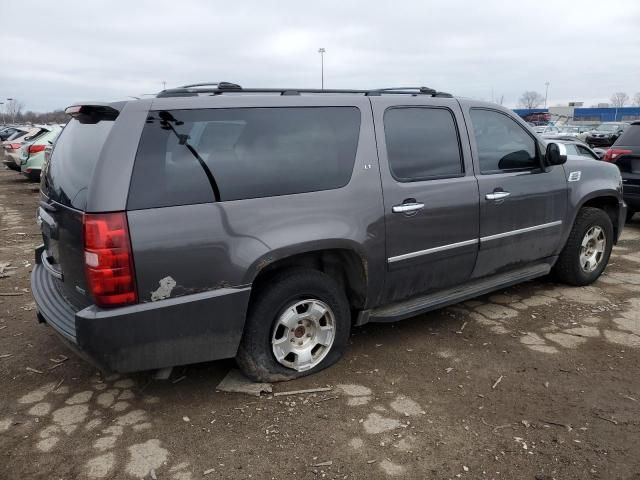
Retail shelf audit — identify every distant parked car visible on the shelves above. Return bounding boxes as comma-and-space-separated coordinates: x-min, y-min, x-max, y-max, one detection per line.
2, 126, 52, 170
534, 125, 561, 135
603, 121, 640, 222
586, 122, 629, 147
558, 125, 592, 142
0, 126, 27, 141
552, 140, 601, 160
19, 126, 62, 181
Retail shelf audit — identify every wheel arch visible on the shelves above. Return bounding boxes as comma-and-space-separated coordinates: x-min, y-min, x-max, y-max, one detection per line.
245, 243, 369, 312
576, 193, 622, 243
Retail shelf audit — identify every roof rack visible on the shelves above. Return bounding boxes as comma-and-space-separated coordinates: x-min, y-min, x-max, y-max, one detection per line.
156, 82, 453, 98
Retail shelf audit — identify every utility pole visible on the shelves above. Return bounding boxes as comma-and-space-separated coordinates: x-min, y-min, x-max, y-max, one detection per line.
318, 48, 326, 89
544, 82, 550, 108
162, 81, 167, 91
6, 98, 15, 124
0, 102, 4, 125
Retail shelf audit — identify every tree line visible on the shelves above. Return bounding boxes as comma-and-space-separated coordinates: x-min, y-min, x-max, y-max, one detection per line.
1, 99, 67, 125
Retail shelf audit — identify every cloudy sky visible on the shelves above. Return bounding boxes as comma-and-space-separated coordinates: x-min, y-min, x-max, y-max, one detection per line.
1, 0, 639, 112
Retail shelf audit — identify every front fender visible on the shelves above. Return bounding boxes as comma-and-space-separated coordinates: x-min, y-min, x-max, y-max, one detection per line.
560, 159, 624, 247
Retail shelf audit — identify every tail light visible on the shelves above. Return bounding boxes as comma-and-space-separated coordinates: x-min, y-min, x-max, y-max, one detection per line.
83, 212, 138, 307
28, 144, 46, 155
603, 148, 632, 162
7, 143, 21, 150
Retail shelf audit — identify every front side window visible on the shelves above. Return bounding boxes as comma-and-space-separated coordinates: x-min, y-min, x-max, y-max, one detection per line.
470, 109, 539, 174
128, 107, 361, 209
384, 107, 463, 181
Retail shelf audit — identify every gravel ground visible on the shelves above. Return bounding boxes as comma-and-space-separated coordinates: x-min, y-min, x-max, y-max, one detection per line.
1, 168, 639, 480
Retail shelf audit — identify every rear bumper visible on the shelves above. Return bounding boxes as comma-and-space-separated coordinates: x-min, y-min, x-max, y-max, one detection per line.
2, 158, 20, 170
31, 263, 251, 372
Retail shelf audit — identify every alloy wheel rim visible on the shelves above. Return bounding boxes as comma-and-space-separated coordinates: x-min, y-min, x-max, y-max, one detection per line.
271, 299, 336, 372
579, 226, 606, 273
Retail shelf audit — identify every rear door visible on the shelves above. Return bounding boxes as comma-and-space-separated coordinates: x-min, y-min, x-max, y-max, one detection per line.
371, 97, 479, 303
39, 113, 118, 309
465, 106, 567, 278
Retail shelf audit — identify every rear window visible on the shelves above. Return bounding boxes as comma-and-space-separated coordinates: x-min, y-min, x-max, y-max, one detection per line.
127, 107, 361, 209
615, 125, 640, 146
42, 118, 115, 210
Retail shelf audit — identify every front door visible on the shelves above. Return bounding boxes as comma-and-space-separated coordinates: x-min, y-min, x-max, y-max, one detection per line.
466, 107, 567, 278
372, 97, 480, 303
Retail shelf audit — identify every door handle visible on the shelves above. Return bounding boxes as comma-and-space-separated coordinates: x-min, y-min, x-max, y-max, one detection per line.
392, 202, 425, 213
485, 191, 511, 201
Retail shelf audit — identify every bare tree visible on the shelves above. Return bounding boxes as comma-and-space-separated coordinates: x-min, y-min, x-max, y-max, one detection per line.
633, 92, 640, 107
4, 99, 24, 123
518, 91, 544, 109
610, 92, 629, 108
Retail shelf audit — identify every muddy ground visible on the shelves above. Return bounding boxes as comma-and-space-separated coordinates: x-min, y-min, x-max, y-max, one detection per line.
1, 167, 639, 480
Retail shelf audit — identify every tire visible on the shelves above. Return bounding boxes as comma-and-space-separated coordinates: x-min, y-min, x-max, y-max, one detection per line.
626, 209, 636, 224
236, 269, 351, 382
553, 207, 613, 286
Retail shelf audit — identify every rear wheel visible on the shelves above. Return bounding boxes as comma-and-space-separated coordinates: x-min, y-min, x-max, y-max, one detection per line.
553, 207, 613, 286
236, 269, 351, 382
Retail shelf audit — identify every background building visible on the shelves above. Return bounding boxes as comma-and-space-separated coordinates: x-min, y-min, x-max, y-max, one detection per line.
513, 105, 640, 124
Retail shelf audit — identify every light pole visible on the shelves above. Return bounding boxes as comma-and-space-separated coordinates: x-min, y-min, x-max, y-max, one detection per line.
318, 48, 326, 89
6, 98, 15, 124
162, 80, 167, 90
544, 82, 550, 108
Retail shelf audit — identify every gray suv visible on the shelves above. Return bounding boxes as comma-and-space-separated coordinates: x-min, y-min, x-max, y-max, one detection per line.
32, 83, 626, 381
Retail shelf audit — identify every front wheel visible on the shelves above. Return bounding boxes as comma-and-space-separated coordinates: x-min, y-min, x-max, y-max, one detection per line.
553, 207, 613, 286
236, 269, 351, 382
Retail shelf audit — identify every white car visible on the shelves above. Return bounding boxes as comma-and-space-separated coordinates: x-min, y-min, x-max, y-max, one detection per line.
533, 125, 561, 136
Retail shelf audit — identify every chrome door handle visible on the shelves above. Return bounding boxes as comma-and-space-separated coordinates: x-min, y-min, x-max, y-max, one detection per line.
392, 202, 425, 213
485, 191, 511, 201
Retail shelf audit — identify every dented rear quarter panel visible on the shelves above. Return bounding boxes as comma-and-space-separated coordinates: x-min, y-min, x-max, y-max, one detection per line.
125, 97, 386, 306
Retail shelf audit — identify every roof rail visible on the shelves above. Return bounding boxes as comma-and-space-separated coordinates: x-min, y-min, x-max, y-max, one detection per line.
156, 82, 453, 98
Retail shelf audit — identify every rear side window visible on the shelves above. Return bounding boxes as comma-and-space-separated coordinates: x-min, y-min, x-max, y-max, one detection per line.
383, 107, 463, 181
470, 109, 538, 174
127, 107, 361, 209
43, 118, 115, 210
615, 125, 640, 145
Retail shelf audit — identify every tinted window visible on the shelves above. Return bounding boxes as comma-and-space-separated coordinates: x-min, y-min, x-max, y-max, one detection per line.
128, 107, 360, 209
43, 118, 115, 210
615, 125, 640, 145
470, 109, 538, 173
384, 107, 462, 181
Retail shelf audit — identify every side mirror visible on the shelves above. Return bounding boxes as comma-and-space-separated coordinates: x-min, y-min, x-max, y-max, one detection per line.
545, 143, 567, 166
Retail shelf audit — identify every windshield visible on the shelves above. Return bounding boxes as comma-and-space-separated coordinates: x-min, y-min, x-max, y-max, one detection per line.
596, 124, 620, 132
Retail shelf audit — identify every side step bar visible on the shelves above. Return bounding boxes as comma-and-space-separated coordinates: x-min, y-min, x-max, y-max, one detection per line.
358, 261, 553, 325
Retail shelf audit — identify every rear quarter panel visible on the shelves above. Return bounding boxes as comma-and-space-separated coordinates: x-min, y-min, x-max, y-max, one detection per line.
126, 96, 386, 307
